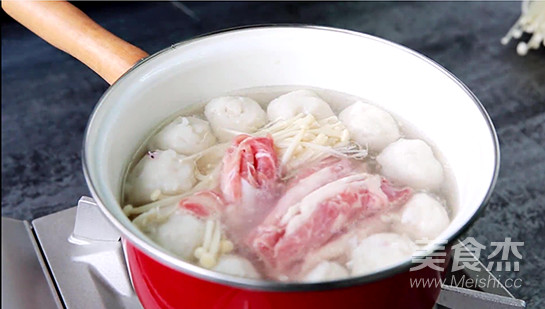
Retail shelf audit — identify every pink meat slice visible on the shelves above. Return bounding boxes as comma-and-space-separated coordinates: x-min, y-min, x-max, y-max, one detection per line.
285, 156, 351, 186
221, 134, 279, 203
249, 173, 411, 275
219, 134, 282, 238
178, 191, 224, 219
298, 215, 391, 278
259, 157, 355, 228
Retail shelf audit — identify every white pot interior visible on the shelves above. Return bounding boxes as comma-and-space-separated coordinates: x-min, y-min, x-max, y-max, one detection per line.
84, 26, 498, 281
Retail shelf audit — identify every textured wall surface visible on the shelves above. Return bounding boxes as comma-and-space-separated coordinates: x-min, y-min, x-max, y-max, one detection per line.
2, 2, 544, 307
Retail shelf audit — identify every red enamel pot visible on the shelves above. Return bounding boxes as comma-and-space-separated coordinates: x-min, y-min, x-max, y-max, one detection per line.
4, 2, 499, 308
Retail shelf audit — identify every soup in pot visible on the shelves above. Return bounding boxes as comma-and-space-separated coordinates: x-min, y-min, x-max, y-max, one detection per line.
122, 88, 456, 282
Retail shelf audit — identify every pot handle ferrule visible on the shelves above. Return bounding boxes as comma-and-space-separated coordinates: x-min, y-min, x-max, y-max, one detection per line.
2, 0, 149, 84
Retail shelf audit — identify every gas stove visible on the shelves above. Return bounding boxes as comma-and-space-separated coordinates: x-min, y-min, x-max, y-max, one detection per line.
1, 197, 526, 309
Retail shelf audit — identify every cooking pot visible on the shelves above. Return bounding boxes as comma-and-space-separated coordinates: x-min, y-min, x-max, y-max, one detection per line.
3, 2, 499, 308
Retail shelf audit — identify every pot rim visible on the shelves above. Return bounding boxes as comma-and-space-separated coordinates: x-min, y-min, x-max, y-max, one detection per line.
82, 24, 500, 292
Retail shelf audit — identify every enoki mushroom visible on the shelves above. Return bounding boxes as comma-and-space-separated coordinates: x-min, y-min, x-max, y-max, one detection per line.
193, 219, 234, 268
502, 0, 545, 55
256, 113, 365, 170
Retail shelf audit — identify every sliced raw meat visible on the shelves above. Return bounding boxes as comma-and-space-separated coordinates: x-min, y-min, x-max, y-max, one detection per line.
259, 157, 355, 229
221, 134, 279, 203
249, 173, 411, 275
178, 190, 224, 219
299, 215, 390, 277
220, 134, 282, 237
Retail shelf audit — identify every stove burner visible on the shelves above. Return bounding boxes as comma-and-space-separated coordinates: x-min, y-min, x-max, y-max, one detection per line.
1, 197, 526, 309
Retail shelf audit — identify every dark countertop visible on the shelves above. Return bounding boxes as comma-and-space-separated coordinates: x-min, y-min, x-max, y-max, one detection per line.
2, 2, 544, 307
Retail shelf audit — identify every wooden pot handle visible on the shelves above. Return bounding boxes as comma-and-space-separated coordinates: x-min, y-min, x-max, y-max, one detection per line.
2, 0, 149, 84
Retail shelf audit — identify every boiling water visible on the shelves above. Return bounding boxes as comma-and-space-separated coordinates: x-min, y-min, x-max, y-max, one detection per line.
123, 86, 458, 282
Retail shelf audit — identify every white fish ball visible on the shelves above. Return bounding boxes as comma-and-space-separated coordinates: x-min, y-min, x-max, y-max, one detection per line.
267, 89, 335, 122
204, 96, 267, 141
302, 261, 349, 282
377, 139, 444, 190
339, 101, 400, 152
148, 116, 216, 155
351, 233, 416, 276
152, 211, 205, 260
212, 254, 261, 279
125, 149, 196, 205
393, 193, 450, 240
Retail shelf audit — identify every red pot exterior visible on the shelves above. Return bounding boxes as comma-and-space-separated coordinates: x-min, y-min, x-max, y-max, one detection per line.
125, 240, 449, 309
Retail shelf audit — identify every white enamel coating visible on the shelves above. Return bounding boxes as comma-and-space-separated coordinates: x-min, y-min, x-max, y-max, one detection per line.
83, 26, 499, 290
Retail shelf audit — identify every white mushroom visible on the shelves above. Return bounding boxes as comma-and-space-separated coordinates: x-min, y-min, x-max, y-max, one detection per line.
377, 139, 444, 190
338, 101, 400, 152
193, 219, 225, 269
302, 261, 349, 282
267, 89, 335, 122
393, 193, 450, 240
150, 210, 206, 260
256, 113, 351, 171
212, 254, 261, 279
204, 96, 267, 141
148, 116, 216, 155
350, 233, 416, 276
125, 149, 196, 205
